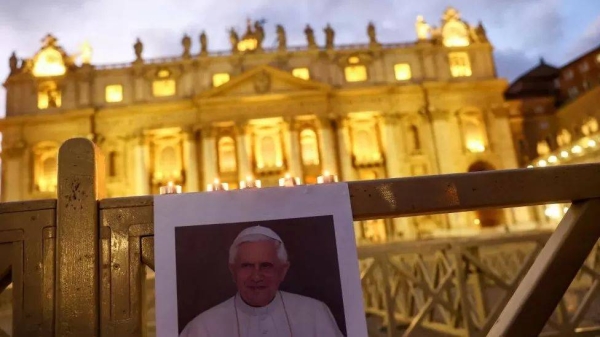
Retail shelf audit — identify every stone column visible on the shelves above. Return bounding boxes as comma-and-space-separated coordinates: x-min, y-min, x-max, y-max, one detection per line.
430, 110, 466, 229
202, 126, 217, 188
336, 117, 357, 181
430, 109, 462, 174
236, 122, 252, 180
380, 113, 405, 178
379, 114, 416, 239
1, 144, 25, 202
133, 135, 150, 196
183, 129, 199, 192
284, 118, 302, 178
317, 117, 338, 174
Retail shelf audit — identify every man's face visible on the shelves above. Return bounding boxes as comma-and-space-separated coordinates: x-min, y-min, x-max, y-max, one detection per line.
229, 240, 289, 307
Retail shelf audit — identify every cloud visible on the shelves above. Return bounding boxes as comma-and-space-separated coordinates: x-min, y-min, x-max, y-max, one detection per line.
0, 0, 597, 119
567, 16, 600, 60
494, 49, 544, 82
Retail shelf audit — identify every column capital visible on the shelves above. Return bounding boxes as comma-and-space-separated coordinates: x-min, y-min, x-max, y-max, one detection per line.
429, 109, 452, 121
234, 120, 252, 135
2, 142, 26, 159
380, 113, 402, 125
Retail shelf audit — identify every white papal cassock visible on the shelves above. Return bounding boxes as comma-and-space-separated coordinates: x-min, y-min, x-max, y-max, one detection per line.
180, 291, 344, 337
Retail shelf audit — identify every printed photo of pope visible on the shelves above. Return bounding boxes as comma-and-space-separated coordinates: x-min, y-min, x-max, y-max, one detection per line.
180, 225, 344, 337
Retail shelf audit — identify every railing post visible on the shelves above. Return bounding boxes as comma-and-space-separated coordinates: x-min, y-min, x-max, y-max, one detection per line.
55, 138, 105, 337
488, 198, 600, 337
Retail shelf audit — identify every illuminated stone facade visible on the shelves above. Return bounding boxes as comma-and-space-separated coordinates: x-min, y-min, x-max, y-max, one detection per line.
0, 8, 532, 241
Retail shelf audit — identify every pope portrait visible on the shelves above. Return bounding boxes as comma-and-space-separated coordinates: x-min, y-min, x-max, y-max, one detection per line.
180, 225, 345, 337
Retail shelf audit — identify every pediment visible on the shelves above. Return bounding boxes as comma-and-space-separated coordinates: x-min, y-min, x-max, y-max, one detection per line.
195, 65, 331, 101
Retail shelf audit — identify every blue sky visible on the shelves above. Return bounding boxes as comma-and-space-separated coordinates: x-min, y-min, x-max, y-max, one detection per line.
0, 0, 599, 118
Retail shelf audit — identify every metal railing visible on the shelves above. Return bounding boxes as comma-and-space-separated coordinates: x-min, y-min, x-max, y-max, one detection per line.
2, 137, 600, 336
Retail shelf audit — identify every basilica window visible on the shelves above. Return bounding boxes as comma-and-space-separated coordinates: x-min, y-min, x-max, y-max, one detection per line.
218, 136, 237, 173
107, 151, 120, 177
254, 127, 284, 170
344, 57, 367, 82
449, 52, 472, 77
300, 129, 320, 166
33, 143, 59, 193
292, 68, 310, 80
212, 73, 230, 87
151, 134, 183, 185
152, 69, 176, 97
37, 81, 61, 109
351, 120, 382, 165
394, 63, 412, 81
408, 124, 422, 152
459, 111, 487, 153
105, 84, 123, 103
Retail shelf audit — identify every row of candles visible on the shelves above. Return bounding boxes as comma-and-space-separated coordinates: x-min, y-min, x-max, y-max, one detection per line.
159, 171, 338, 194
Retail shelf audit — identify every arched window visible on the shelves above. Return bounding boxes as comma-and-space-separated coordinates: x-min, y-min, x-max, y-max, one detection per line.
460, 112, 487, 153
300, 129, 320, 166
33, 142, 59, 193
218, 136, 237, 172
408, 125, 421, 152
40, 156, 58, 192
261, 136, 277, 167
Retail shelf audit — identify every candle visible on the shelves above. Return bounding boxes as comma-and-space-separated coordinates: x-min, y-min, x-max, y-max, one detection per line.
317, 170, 338, 184
207, 178, 229, 191
240, 176, 262, 189
159, 181, 182, 194
279, 173, 300, 187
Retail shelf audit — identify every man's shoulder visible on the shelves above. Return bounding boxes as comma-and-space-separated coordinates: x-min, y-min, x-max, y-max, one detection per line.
184, 297, 234, 331
195, 297, 234, 320
280, 291, 328, 310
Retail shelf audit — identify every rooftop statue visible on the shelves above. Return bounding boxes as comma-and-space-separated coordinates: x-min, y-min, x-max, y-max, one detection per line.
304, 24, 317, 49
324, 24, 335, 49
182, 34, 192, 58
199, 31, 208, 55
276, 24, 286, 51
134, 38, 143, 62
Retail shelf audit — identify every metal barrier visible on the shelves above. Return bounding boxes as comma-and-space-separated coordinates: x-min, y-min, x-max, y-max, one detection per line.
2, 137, 600, 336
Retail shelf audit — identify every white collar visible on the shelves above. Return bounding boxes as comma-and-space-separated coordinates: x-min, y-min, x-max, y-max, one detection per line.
234, 291, 282, 317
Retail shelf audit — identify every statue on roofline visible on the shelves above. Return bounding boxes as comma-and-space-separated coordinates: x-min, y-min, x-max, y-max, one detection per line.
415, 15, 431, 40
182, 34, 192, 58
134, 38, 143, 62
324, 24, 335, 49
254, 20, 265, 49
475, 21, 488, 43
276, 24, 286, 51
229, 28, 239, 53
200, 31, 208, 55
367, 22, 378, 46
304, 24, 317, 49
9, 52, 18, 74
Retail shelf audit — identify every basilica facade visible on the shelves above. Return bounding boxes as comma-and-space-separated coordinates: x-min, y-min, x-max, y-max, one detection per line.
0, 8, 533, 241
